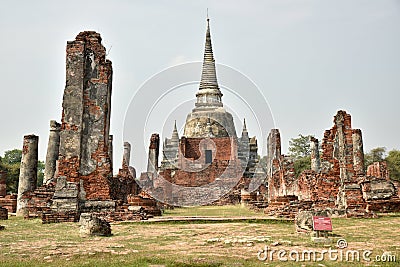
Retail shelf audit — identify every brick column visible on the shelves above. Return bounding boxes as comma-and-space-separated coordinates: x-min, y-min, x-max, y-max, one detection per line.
44, 120, 61, 185
147, 134, 160, 173
17, 135, 39, 216
310, 136, 320, 173
352, 129, 365, 176
123, 142, 131, 167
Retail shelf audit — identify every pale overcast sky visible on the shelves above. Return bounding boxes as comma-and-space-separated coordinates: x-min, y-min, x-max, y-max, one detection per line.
0, 1, 399, 173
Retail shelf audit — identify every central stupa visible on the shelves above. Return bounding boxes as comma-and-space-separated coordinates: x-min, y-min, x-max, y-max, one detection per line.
183, 18, 236, 138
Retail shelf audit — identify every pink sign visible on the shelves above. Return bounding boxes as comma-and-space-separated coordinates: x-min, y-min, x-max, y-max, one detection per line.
312, 216, 333, 231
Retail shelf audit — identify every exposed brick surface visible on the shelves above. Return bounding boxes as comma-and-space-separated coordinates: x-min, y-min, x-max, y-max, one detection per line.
0, 195, 17, 213
266, 129, 297, 202
54, 31, 113, 211
164, 137, 240, 187
367, 162, 389, 180
23, 183, 55, 218
127, 194, 162, 216
42, 211, 79, 224
0, 207, 8, 220
262, 110, 400, 218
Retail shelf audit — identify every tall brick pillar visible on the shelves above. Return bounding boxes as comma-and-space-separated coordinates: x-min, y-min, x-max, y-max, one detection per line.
147, 134, 160, 173
17, 135, 39, 216
44, 120, 61, 185
52, 31, 114, 213
123, 142, 131, 167
352, 129, 365, 176
108, 135, 113, 168
0, 170, 6, 197
310, 136, 320, 173
266, 129, 281, 178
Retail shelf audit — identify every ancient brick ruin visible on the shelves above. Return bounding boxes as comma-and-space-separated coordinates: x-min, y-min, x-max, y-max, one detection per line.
138, 19, 261, 206
43, 120, 61, 185
0, 19, 396, 224
265, 110, 400, 218
9, 31, 158, 223
0, 207, 7, 220
17, 135, 39, 216
0, 170, 8, 220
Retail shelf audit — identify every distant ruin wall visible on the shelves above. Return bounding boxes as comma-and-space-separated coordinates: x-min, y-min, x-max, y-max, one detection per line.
265, 110, 400, 218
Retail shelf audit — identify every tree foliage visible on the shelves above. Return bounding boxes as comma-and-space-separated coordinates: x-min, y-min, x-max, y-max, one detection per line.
293, 155, 311, 178
0, 149, 44, 194
0, 150, 21, 193
2, 149, 22, 165
288, 134, 315, 177
386, 149, 400, 181
288, 134, 313, 160
364, 147, 386, 169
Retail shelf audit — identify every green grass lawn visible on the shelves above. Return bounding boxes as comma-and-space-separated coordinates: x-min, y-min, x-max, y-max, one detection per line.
162, 204, 267, 217
0, 207, 399, 267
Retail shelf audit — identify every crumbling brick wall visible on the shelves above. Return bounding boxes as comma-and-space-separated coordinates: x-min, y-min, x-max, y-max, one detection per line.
267, 110, 400, 217
56, 31, 113, 204
294, 111, 365, 209
147, 134, 160, 173
164, 137, 239, 187
24, 183, 56, 218
266, 129, 297, 202
367, 162, 389, 180
144, 134, 244, 206
109, 143, 139, 202
0, 207, 8, 220
0, 195, 17, 213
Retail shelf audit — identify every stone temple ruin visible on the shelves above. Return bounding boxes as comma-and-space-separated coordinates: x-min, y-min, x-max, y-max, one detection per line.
138, 18, 262, 206
0, 31, 159, 223
0, 19, 399, 223
264, 110, 400, 218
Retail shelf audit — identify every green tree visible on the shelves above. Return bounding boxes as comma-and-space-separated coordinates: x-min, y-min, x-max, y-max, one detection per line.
0, 149, 45, 193
1, 149, 22, 194
385, 149, 400, 181
293, 155, 311, 178
288, 134, 313, 160
288, 134, 315, 177
3, 149, 22, 165
364, 147, 386, 170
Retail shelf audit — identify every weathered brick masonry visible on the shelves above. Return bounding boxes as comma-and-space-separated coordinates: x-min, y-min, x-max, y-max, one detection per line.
264, 110, 400, 218
0, 207, 8, 220
17, 135, 39, 216
18, 31, 155, 223
57, 31, 113, 200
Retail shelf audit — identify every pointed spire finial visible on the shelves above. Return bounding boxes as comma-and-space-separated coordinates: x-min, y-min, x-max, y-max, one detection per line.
241, 118, 249, 141
198, 14, 220, 92
171, 120, 179, 141
194, 13, 224, 109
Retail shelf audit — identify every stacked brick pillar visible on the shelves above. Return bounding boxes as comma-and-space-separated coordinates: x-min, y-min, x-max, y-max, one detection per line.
52, 31, 114, 213
44, 120, 61, 185
16, 135, 39, 216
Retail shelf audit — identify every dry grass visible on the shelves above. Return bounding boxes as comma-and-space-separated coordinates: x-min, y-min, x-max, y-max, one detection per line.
0, 207, 399, 266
